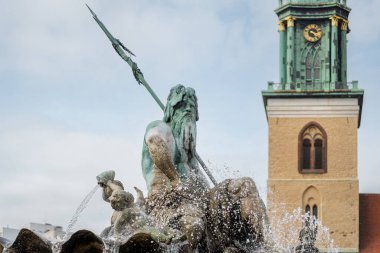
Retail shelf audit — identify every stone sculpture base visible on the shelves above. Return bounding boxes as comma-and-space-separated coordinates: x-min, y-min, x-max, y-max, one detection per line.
0, 178, 271, 253
60, 230, 103, 253
119, 232, 161, 253
2, 228, 51, 253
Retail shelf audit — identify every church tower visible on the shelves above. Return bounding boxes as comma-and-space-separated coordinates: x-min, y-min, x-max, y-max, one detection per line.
262, 0, 364, 252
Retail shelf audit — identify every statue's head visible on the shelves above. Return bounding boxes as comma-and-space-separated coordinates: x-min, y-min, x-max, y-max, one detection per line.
109, 190, 134, 211
163, 84, 199, 123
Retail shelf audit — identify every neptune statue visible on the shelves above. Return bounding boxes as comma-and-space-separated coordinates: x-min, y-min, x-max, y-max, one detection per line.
142, 84, 209, 196
86, 5, 270, 252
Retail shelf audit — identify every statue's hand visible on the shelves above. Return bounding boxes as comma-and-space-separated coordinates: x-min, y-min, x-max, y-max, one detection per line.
96, 170, 115, 186
98, 182, 106, 188
98, 180, 112, 188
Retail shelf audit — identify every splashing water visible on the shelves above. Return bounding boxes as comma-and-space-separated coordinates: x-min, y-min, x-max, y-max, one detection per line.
264, 207, 338, 253
0, 236, 13, 252
207, 161, 242, 182
62, 185, 100, 241
102, 238, 120, 253
101, 231, 132, 253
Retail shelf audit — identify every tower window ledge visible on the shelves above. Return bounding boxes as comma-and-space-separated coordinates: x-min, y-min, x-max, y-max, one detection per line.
266, 81, 359, 92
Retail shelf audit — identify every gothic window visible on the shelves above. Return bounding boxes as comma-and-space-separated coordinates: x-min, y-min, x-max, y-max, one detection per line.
313, 53, 321, 86
299, 122, 327, 173
303, 186, 320, 220
304, 204, 318, 219
314, 139, 323, 169
305, 52, 313, 87
313, 205, 318, 219
303, 139, 311, 169
304, 49, 321, 89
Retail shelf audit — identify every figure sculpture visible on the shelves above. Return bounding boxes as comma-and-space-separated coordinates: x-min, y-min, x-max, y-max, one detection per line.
142, 85, 209, 252
97, 171, 183, 246
140, 85, 269, 252
142, 84, 209, 195
86, 6, 269, 252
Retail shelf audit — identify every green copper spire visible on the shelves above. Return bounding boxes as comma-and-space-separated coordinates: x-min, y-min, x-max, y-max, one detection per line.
264, 0, 364, 126
271, 0, 357, 91
278, 0, 347, 6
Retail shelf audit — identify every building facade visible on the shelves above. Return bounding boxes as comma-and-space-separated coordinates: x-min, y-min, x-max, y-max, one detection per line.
263, 0, 364, 252
0, 223, 64, 242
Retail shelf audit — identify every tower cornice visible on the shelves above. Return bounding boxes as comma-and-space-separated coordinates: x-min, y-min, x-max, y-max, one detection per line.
275, 4, 350, 21
262, 89, 364, 128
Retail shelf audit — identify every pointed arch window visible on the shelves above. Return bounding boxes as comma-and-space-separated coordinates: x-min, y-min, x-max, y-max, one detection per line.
303, 186, 320, 220
305, 204, 318, 219
313, 54, 321, 84
302, 139, 311, 169
312, 205, 318, 219
305, 49, 321, 90
306, 53, 313, 85
299, 122, 327, 173
305, 205, 311, 214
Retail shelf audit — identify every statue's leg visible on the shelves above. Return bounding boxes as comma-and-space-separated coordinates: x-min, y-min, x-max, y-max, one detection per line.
227, 178, 268, 242
178, 203, 205, 252
180, 215, 204, 252
145, 122, 180, 188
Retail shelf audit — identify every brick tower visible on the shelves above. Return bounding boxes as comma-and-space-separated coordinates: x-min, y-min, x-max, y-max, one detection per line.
262, 0, 364, 252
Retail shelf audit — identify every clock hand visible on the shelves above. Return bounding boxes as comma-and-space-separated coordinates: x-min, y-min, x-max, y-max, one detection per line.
310, 30, 317, 36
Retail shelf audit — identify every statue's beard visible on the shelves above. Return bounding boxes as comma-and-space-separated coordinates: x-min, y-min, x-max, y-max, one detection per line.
171, 112, 197, 156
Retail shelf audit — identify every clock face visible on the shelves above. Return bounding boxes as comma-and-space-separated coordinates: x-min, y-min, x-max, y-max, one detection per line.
304, 24, 323, 42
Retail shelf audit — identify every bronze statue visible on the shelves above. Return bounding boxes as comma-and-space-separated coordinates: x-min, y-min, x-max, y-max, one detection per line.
88, 5, 270, 252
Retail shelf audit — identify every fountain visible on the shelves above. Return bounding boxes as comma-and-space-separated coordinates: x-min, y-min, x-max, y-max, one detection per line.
0, 5, 338, 253
0, 83, 339, 253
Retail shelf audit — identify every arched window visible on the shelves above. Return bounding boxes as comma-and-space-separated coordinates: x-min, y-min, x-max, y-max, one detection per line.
306, 53, 313, 86
303, 46, 321, 90
314, 139, 323, 169
305, 204, 318, 219
303, 139, 311, 169
303, 186, 321, 220
305, 205, 311, 214
313, 54, 321, 87
313, 205, 318, 219
299, 122, 327, 173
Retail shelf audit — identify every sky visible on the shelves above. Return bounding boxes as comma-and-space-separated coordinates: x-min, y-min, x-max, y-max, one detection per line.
1, 0, 380, 235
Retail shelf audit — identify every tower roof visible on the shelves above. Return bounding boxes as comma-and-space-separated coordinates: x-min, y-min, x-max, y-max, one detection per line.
279, 0, 347, 6
276, 0, 351, 20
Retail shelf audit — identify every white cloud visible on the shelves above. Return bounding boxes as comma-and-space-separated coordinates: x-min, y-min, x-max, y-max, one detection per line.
349, 1, 380, 44
0, 119, 145, 233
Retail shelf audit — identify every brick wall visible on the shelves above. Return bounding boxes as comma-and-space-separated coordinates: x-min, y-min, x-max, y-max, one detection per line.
359, 194, 380, 253
267, 116, 359, 251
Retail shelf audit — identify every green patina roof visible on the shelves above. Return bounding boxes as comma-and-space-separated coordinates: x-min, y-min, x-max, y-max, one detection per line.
279, 0, 346, 5
266, 0, 364, 128
276, 0, 350, 19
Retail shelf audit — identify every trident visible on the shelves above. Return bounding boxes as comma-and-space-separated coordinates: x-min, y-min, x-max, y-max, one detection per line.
86, 4, 217, 186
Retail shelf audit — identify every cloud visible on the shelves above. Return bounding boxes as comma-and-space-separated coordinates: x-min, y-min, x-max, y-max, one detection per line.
0, 117, 145, 233
349, 1, 380, 44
